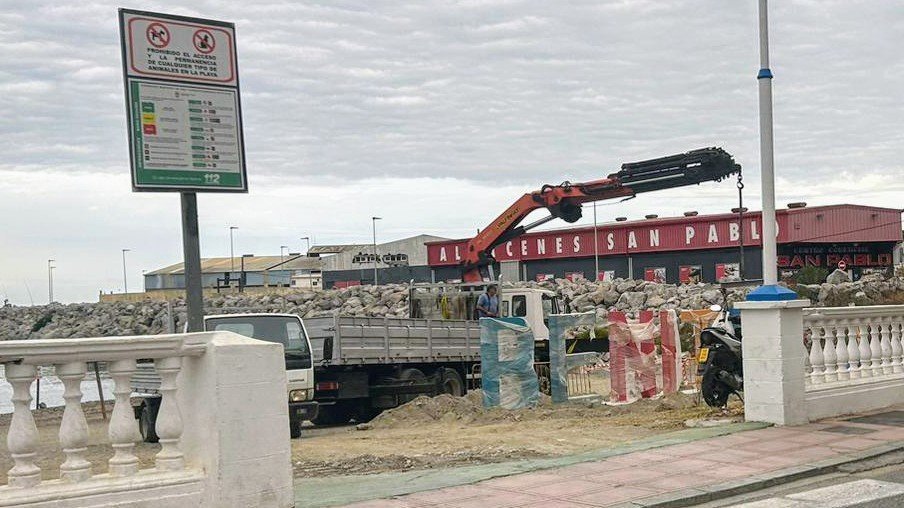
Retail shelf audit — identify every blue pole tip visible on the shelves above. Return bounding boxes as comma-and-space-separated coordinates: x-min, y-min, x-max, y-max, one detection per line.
746, 284, 798, 301
757, 68, 773, 79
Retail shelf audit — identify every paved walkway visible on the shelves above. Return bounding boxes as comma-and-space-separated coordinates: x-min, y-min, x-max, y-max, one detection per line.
306, 410, 904, 508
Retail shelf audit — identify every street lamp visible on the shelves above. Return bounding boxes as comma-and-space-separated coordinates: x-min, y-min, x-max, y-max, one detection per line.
121, 249, 131, 294
749, 0, 795, 300
47, 259, 55, 304
300, 236, 310, 255
593, 202, 600, 281
229, 226, 239, 273
372, 217, 382, 286
280, 245, 288, 263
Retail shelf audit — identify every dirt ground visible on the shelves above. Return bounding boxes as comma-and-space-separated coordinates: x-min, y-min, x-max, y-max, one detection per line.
0, 402, 160, 486
291, 389, 743, 478
0, 387, 742, 483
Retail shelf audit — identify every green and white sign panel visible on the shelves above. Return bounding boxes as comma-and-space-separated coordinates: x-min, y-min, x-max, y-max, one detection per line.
119, 9, 247, 192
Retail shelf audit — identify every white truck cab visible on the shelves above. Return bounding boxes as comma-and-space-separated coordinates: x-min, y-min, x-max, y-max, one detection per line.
498, 288, 559, 341
202, 313, 318, 438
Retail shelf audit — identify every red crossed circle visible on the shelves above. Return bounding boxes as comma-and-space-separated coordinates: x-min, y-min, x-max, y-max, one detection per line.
193, 29, 216, 54
146, 23, 170, 48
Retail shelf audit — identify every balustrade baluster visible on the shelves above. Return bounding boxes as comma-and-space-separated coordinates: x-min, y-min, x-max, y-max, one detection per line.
154, 356, 185, 471
833, 320, 849, 381
846, 320, 861, 380
5, 363, 41, 488
108, 359, 141, 476
869, 323, 883, 376
880, 319, 893, 375
859, 323, 873, 378
807, 325, 824, 385
57, 362, 92, 482
822, 325, 837, 383
891, 320, 904, 374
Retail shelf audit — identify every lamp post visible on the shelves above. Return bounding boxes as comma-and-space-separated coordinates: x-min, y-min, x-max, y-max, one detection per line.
121, 249, 131, 294
749, 0, 795, 300
372, 217, 381, 286
593, 203, 600, 281
280, 245, 288, 263
229, 226, 238, 273
300, 236, 310, 255
47, 259, 55, 304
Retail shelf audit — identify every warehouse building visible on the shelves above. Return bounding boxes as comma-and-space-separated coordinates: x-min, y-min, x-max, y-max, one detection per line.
144, 254, 322, 292
426, 204, 902, 284
316, 234, 448, 288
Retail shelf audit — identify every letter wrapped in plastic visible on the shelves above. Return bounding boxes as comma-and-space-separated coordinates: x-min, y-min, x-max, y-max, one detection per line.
548, 312, 598, 403
480, 317, 539, 409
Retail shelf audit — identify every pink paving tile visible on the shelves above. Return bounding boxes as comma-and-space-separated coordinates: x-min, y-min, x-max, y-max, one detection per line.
440, 491, 542, 508
598, 466, 669, 486
737, 438, 809, 453
520, 501, 597, 508
676, 449, 763, 465
569, 486, 662, 506
702, 465, 766, 481
743, 455, 809, 472
616, 449, 674, 463
551, 461, 630, 477
862, 429, 904, 441
640, 473, 720, 491
344, 500, 415, 508
522, 478, 611, 497
482, 472, 569, 491
645, 458, 722, 473
400, 485, 494, 505
785, 446, 842, 462
652, 442, 709, 457
828, 436, 888, 451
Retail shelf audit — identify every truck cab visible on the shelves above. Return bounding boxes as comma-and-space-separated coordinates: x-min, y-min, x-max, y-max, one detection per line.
203, 313, 318, 438
498, 288, 559, 341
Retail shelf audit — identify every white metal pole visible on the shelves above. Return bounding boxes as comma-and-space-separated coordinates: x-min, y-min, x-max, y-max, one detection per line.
372, 217, 381, 286
48, 259, 54, 303
229, 226, 238, 274
121, 249, 130, 294
593, 203, 600, 281
757, 0, 778, 286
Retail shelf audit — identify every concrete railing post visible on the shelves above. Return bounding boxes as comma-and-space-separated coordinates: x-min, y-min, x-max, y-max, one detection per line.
736, 298, 810, 426
178, 332, 294, 508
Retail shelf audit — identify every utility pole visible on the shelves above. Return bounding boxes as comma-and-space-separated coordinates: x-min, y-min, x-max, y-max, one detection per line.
593, 203, 600, 281
121, 249, 131, 293
47, 259, 55, 304
372, 217, 381, 286
229, 226, 238, 274
300, 236, 310, 255
280, 245, 288, 263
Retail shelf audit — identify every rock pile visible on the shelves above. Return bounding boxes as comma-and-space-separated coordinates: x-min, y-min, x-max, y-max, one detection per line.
3, 275, 904, 341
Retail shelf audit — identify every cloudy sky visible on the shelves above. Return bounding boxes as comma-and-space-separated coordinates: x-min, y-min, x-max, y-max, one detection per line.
0, 0, 901, 304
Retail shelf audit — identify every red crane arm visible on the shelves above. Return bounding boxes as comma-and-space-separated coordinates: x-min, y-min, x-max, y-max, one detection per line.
461, 147, 741, 282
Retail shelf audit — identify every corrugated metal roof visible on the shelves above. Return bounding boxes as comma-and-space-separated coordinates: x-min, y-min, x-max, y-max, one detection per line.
307, 245, 370, 255
146, 255, 322, 276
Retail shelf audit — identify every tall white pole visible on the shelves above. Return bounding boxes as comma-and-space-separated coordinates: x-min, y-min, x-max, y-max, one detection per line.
593, 203, 600, 281
229, 226, 238, 274
757, 0, 778, 286
372, 217, 381, 286
48, 259, 55, 304
121, 249, 130, 293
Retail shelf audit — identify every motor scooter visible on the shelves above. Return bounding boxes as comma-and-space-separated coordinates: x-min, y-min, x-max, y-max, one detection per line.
697, 304, 743, 407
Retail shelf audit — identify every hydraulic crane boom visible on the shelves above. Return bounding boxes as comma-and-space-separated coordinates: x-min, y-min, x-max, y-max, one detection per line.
462, 147, 741, 282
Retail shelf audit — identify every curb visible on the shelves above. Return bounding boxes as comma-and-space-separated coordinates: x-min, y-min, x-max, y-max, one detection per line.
614, 440, 904, 508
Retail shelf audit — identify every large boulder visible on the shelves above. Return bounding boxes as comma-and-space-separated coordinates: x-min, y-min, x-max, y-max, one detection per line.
826, 269, 852, 285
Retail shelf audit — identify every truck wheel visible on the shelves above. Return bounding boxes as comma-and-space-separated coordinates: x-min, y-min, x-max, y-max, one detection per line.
399, 368, 426, 403
289, 418, 303, 439
138, 398, 160, 443
440, 368, 464, 397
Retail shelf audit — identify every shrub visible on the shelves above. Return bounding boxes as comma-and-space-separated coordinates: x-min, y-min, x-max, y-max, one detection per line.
795, 266, 829, 285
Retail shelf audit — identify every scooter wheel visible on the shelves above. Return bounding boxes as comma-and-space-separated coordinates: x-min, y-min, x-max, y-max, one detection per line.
701, 368, 731, 407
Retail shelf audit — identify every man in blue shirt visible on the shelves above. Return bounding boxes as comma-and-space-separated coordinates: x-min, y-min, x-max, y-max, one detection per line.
476, 285, 499, 318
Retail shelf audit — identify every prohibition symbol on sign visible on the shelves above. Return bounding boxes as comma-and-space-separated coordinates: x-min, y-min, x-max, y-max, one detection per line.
193, 29, 216, 54
146, 22, 170, 48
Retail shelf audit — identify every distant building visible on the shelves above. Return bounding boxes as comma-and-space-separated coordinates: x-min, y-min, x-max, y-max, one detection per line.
144, 254, 322, 292
312, 235, 449, 288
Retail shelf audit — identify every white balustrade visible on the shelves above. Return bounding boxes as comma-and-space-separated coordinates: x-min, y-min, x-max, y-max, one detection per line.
0, 334, 206, 490
803, 306, 904, 391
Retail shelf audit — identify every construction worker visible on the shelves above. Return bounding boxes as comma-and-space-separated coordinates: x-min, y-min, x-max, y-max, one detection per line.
475, 284, 499, 319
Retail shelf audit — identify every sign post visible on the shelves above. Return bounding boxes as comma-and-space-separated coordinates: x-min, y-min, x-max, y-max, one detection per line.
119, 9, 247, 331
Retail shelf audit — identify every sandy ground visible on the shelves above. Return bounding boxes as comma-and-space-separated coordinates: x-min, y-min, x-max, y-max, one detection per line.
0, 402, 160, 485
0, 382, 739, 483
